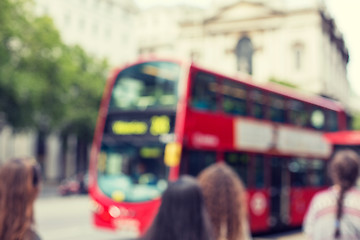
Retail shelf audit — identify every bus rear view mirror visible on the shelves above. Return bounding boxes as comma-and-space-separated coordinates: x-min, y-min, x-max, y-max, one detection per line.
164, 142, 182, 167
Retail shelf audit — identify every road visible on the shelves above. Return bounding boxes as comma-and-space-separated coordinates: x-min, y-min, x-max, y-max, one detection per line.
34, 194, 306, 240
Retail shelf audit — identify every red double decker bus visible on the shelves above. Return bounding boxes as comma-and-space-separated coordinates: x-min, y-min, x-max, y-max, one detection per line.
89, 58, 347, 236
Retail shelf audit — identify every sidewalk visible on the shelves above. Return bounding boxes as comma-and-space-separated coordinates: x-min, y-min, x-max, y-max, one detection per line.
39, 181, 59, 198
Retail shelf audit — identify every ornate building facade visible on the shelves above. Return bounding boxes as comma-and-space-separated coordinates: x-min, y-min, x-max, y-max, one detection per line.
138, 0, 350, 109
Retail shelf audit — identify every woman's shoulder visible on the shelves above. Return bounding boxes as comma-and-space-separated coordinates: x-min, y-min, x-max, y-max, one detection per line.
309, 188, 336, 207
313, 188, 334, 199
25, 229, 42, 240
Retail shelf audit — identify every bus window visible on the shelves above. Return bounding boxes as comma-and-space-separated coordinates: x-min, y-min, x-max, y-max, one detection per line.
225, 152, 249, 186
222, 79, 247, 116
327, 110, 339, 132
269, 94, 286, 123
307, 159, 326, 187
182, 150, 216, 177
288, 100, 308, 126
97, 143, 168, 202
289, 158, 307, 187
110, 61, 180, 110
191, 72, 218, 111
309, 107, 325, 130
254, 155, 265, 188
249, 89, 265, 119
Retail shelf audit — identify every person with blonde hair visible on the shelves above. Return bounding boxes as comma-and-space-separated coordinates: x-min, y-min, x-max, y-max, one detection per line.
303, 149, 360, 239
198, 162, 251, 240
0, 158, 42, 240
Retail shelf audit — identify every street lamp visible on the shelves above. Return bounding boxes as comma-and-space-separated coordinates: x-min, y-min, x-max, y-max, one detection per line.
0, 112, 6, 132
0, 112, 6, 163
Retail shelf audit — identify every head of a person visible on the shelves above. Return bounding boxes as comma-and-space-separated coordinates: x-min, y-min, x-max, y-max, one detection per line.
329, 149, 360, 189
198, 162, 246, 240
0, 157, 41, 240
143, 175, 213, 240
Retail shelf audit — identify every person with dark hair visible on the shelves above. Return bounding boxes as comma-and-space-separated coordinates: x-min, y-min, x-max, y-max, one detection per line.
0, 157, 42, 240
198, 162, 251, 240
303, 149, 360, 239
141, 175, 214, 240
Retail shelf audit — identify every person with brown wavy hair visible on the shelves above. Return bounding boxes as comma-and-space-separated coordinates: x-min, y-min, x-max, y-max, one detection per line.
0, 158, 42, 240
198, 162, 251, 240
303, 149, 360, 240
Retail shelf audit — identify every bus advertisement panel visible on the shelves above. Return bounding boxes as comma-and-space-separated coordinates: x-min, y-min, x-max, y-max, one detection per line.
89, 59, 348, 236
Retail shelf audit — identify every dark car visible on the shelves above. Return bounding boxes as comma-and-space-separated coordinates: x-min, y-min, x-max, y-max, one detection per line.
57, 173, 88, 196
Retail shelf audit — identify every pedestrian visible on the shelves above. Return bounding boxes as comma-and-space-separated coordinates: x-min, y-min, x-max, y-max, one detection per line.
303, 149, 360, 239
198, 162, 251, 240
141, 175, 214, 240
0, 158, 42, 240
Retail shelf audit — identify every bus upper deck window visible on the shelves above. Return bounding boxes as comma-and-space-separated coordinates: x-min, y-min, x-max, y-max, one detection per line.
222, 80, 247, 116
288, 100, 308, 127
191, 72, 217, 111
269, 94, 286, 123
327, 110, 339, 132
110, 62, 180, 110
249, 90, 265, 119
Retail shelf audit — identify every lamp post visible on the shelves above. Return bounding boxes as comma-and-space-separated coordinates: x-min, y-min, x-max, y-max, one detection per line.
0, 112, 5, 132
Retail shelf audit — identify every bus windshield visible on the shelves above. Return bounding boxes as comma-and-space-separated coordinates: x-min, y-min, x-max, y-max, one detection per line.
97, 143, 168, 202
110, 61, 181, 110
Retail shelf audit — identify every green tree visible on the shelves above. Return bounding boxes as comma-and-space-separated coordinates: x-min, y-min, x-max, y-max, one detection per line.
0, 0, 109, 177
352, 112, 360, 130
269, 77, 297, 89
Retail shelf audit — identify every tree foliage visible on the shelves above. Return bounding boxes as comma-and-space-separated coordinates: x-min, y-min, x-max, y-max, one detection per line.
269, 77, 297, 89
0, 0, 108, 141
352, 112, 360, 130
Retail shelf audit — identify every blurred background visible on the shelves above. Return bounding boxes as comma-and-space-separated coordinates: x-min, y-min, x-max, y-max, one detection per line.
0, 0, 360, 191
2, 0, 360, 239
0, 0, 360, 239
0, 0, 359, 189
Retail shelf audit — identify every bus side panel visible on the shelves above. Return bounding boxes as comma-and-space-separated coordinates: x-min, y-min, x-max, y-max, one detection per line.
288, 187, 322, 226
184, 110, 234, 150
248, 189, 270, 233
91, 187, 161, 234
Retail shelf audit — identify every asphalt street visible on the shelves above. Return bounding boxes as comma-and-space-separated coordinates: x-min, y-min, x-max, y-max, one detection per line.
35, 185, 305, 240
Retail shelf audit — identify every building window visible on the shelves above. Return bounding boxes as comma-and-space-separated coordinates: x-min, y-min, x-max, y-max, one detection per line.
92, 23, 98, 34
292, 43, 304, 71
236, 37, 253, 75
64, 13, 71, 26
78, 18, 85, 32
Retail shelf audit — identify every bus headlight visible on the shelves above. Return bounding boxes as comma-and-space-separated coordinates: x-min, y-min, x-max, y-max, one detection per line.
109, 205, 121, 218
90, 200, 104, 214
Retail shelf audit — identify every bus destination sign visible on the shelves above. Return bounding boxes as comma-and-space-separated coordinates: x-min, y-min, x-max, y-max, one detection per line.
107, 114, 175, 137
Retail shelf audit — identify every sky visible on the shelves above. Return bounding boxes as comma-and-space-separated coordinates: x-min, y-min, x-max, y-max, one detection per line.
327, 0, 360, 97
135, 0, 360, 97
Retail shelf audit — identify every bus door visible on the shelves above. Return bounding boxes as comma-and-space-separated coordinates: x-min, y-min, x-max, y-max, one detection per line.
179, 149, 217, 177
269, 156, 289, 229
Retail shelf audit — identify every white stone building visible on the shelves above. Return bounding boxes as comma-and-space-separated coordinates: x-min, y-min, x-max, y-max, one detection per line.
135, 5, 206, 57
137, 0, 351, 109
34, 0, 138, 66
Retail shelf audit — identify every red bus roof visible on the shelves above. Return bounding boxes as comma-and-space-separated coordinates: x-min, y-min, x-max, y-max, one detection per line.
109, 58, 345, 112
190, 62, 345, 112
324, 131, 360, 145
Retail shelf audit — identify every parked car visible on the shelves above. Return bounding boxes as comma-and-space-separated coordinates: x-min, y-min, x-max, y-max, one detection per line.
57, 172, 88, 196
